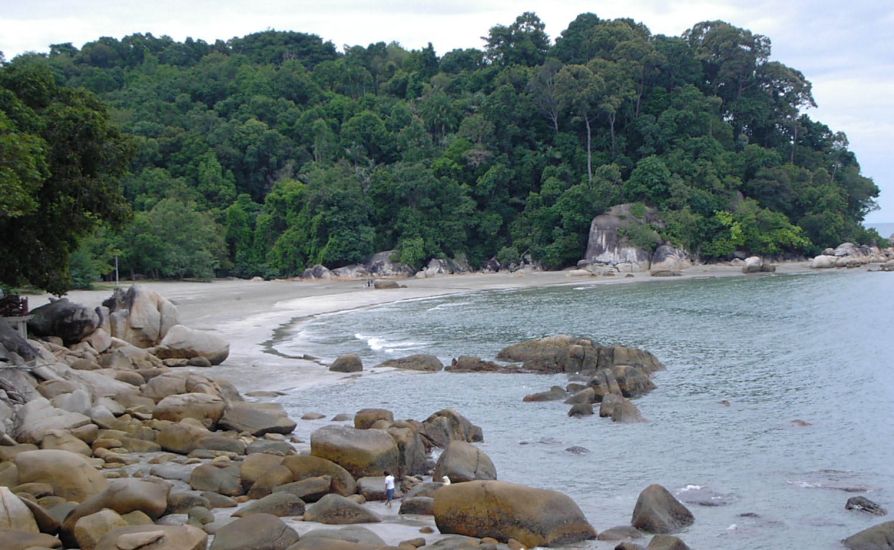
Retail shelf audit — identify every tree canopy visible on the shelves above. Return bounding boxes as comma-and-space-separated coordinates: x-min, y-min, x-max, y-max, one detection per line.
0, 13, 883, 290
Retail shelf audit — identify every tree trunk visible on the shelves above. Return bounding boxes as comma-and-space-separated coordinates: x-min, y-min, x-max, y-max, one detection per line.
585, 116, 592, 184
609, 112, 617, 158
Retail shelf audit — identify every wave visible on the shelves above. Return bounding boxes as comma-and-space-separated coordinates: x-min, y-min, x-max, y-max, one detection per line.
426, 301, 470, 312
354, 333, 426, 354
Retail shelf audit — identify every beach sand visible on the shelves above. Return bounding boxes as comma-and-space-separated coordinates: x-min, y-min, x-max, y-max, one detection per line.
33, 262, 813, 394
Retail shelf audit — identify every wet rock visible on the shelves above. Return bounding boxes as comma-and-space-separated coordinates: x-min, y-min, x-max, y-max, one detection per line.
523, 386, 568, 402
354, 408, 393, 429
600, 394, 645, 423
446, 356, 506, 373
565, 446, 591, 455
374, 354, 443, 372
330, 354, 363, 373
152, 393, 226, 428
420, 409, 483, 449
597, 525, 644, 541
433, 480, 596, 547
433, 441, 497, 483
631, 484, 694, 534
568, 403, 594, 417
846, 496, 888, 516
842, 520, 894, 549
647, 534, 691, 549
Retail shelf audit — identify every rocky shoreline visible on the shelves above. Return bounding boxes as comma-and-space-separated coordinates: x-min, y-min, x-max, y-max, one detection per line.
3, 262, 892, 550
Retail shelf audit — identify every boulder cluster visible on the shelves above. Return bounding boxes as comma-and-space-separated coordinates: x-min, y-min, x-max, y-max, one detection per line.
810, 242, 894, 270
496, 336, 663, 422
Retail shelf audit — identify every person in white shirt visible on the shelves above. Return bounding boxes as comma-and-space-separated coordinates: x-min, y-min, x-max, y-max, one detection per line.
384, 471, 395, 509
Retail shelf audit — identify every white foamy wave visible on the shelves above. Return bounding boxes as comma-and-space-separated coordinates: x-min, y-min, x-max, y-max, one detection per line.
426, 301, 470, 312
680, 484, 703, 492
787, 480, 822, 488
355, 333, 425, 354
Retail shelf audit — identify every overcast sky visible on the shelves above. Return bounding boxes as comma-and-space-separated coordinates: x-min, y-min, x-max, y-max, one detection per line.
2, 0, 891, 223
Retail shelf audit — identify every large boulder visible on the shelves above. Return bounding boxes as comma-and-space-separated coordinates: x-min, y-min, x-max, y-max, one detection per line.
354, 408, 393, 429
330, 354, 363, 373
218, 402, 296, 436
842, 520, 894, 549
233, 492, 306, 518
631, 484, 694, 534
189, 463, 242, 496
281, 455, 357, 496
387, 424, 428, 476
14, 398, 92, 444
0, 529, 62, 549
497, 335, 600, 373
420, 409, 483, 449
0, 486, 38, 533
810, 254, 837, 269
310, 425, 400, 478
433, 441, 497, 483
15, 449, 108, 502
303, 494, 382, 525
103, 286, 179, 348
742, 256, 775, 274
209, 513, 300, 550
365, 250, 415, 277
584, 203, 660, 272
433, 480, 597, 547
28, 298, 101, 345
157, 419, 212, 454
63, 479, 171, 535
95, 524, 207, 550
72, 508, 128, 550
274, 476, 332, 503
374, 354, 443, 372
649, 245, 691, 276
152, 325, 230, 365
0, 318, 37, 361
152, 392, 226, 428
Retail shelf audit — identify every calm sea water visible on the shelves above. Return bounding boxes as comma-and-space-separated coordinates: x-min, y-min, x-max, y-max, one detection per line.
276, 271, 894, 549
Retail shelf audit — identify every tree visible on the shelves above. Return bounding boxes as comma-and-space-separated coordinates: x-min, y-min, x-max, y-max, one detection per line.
484, 12, 550, 67
0, 58, 132, 293
555, 64, 604, 183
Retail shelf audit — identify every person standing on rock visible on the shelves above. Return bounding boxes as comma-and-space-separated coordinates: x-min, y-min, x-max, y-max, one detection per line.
384, 471, 396, 509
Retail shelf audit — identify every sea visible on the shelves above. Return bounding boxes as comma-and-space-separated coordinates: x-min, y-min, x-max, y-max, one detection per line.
274, 269, 894, 549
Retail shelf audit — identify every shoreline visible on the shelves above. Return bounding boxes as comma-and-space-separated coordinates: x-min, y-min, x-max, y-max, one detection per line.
32, 261, 821, 394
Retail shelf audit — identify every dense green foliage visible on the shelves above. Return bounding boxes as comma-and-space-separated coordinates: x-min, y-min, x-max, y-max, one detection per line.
1, 13, 883, 289
0, 57, 132, 293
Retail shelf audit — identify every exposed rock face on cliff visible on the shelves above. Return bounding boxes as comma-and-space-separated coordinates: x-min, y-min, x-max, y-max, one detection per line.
582, 204, 689, 274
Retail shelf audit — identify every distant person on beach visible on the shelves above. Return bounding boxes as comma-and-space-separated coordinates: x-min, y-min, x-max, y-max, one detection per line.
384, 471, 395, 509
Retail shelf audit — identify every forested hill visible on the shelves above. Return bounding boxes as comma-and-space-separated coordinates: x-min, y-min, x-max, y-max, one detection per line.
0, 12, 884, 290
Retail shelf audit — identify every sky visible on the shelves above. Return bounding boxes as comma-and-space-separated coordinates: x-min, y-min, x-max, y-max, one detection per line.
2, 0, 892, 223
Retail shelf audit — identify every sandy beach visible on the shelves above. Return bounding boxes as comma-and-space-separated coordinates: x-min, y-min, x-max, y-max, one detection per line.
32, 262, 814, 395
